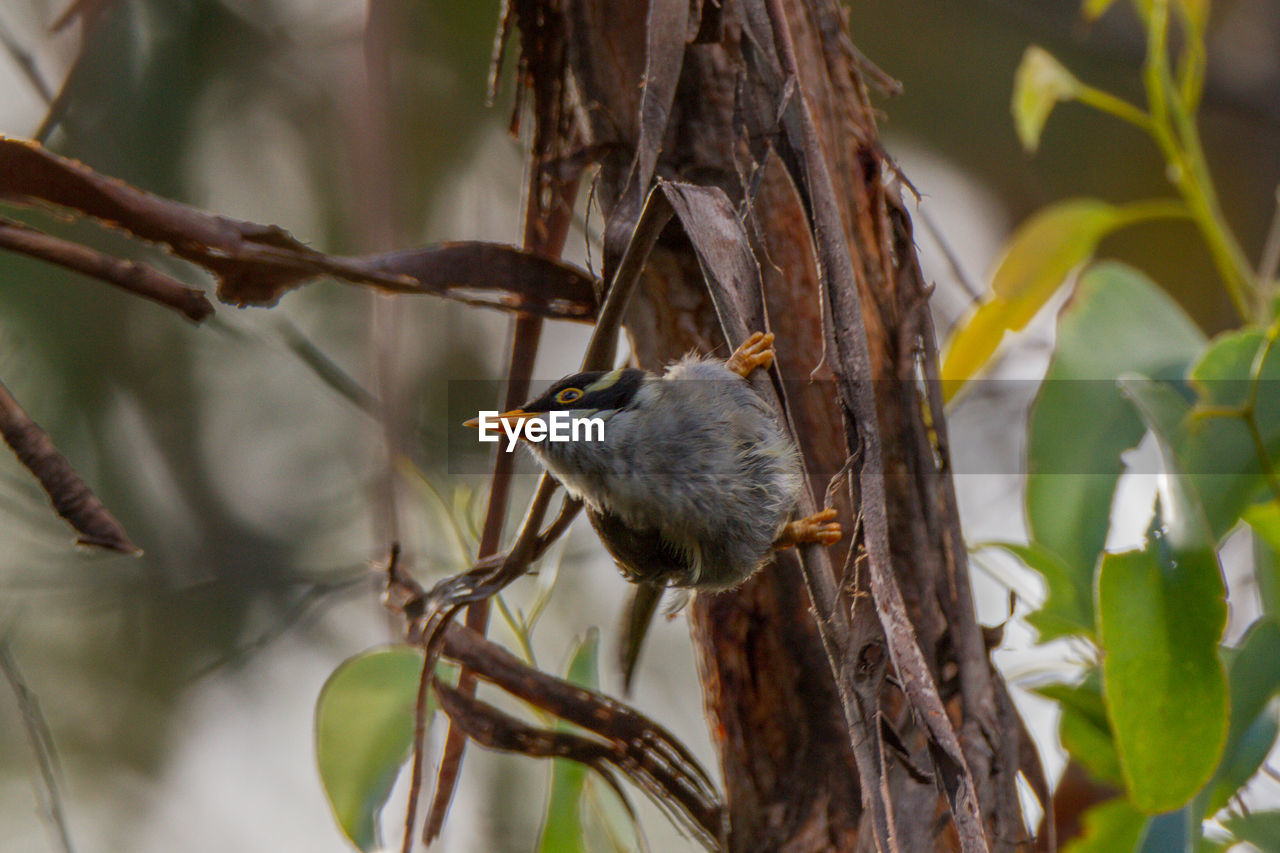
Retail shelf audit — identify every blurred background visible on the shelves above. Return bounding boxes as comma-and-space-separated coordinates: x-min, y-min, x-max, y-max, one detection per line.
0, 1, 1276, 851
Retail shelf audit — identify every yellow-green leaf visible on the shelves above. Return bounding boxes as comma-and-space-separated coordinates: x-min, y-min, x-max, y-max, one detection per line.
1012, 46, 1082, 152
942, 200, 1127, 399
1081, 0, 1121, 21
1175, 0, 1208, 34
315, 646, 427, 852
990, 200, 1126, 300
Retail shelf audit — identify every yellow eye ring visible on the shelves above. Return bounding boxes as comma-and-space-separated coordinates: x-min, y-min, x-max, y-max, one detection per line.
555, 387, 583, 405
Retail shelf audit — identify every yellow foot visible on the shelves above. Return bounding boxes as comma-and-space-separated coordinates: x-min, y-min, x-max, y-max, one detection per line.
725, 331, 776, 378
775, 508, 842, 548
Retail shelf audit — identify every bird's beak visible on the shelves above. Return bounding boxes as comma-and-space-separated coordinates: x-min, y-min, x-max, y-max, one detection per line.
462, 409, 541, 428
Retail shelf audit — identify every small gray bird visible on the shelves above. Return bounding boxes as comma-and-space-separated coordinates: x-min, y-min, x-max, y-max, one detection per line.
468, 332, 841, 591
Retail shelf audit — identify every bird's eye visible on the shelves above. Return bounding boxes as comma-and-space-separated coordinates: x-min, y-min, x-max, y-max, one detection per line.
555, 387, 583, 405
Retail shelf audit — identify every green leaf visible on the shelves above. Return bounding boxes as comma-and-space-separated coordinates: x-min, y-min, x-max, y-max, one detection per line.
1064, 799, 1147, 853
1243, 502, 1280, 616
1033, 672, 1123, 786
1114, 328, 1280, 544
1012, 46, 1082, 152
1223, 811, 1280, 850
1026, 262, 1204, 641
1202, 617, 1280, 814
1183, 328, 1280, 537
315, 646, 428, 852
1098, 542, 1227, 812
1100, 378, 1229, 812
537, 629, 602, 853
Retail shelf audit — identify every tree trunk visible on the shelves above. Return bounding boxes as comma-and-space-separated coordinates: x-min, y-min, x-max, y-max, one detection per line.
543, 1, 1035, 848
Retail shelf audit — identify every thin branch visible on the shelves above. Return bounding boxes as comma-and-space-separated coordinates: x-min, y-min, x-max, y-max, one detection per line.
0, 635, 75, 853
0, 139, 599, 319
432, 679, 720, 849
912, 202, 982, 301
0, 217, 213, 321
0, 11, 53, 103
0, 376, 139, 554
383, 560, 727, 851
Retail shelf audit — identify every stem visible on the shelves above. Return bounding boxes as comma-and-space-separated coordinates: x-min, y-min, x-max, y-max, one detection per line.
1140, 0, 1257, 321
492, 594, 538, 668
1244, 329, 1280, 505
1075, 85, 1152, 134
1171, 0, 1207, 111
1170, 101, 1260, 316
1112, 197, 1191, 228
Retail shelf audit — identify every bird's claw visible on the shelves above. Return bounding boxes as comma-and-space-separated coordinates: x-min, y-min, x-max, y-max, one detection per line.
726, 331, 776, 378
775, 507, 842, 548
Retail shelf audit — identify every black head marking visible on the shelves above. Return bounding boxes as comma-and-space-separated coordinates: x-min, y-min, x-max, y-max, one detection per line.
521, 368, 647, 413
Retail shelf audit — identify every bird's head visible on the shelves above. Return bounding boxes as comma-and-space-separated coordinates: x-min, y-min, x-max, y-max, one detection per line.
463, 367, 647, 430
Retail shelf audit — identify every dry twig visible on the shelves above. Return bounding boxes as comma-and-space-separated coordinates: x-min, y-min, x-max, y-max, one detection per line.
0, 377, 138, 554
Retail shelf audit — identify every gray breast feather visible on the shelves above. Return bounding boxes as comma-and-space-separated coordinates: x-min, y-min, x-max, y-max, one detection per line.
532, 355, 802, 589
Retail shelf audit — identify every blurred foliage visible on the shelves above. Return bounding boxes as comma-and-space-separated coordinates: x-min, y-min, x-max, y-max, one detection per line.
948, 1, 1280, 848
0, 1, 510, 850
849, 0, 1280, 328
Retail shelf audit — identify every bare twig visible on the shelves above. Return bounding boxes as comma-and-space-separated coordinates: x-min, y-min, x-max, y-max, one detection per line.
0, 11, 53, 103
0, 139, 598, 318
0, 634, 75, 853
436, 624, 722, 845
0, 217, 213, 321
0, 377, 139, 554
383, 557, 725, 851
435, 676, 720, 850
912, 202, 983, 301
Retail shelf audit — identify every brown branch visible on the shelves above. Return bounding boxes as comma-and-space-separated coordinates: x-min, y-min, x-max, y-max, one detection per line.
0, 377, 139, 554
0, 217, 213, 322
432, 677, 721, 849
381, 558, 726, 850
0, 138, 598, 319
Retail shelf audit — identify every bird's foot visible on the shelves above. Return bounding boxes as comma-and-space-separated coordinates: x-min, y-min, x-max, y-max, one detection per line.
775, 508, 842, 548
726, 331, 776, 378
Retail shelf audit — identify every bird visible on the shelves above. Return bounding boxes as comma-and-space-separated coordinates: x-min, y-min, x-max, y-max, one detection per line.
465, 332, 841, 592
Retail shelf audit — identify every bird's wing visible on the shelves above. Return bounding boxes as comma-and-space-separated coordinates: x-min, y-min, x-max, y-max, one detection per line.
585, 505, 694, 585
